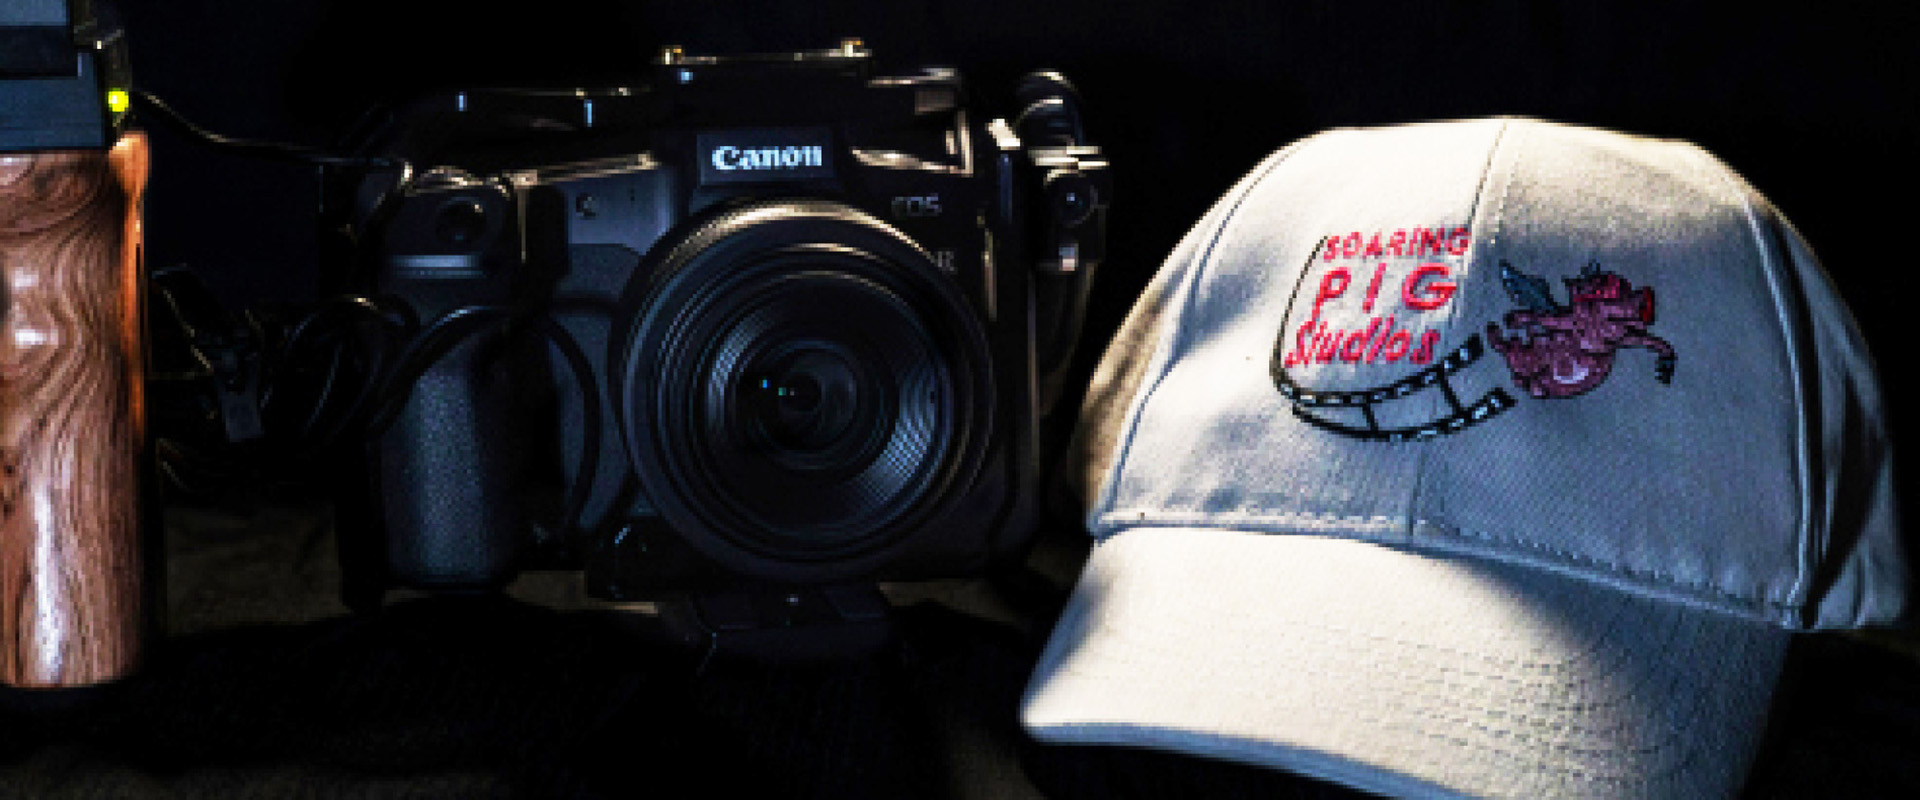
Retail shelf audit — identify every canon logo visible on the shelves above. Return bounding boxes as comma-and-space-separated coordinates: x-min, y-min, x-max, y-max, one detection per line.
697, 130, 834, 185
710, 145, 826, 171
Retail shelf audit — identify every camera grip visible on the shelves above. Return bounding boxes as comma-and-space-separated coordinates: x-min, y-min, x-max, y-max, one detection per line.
0, 134, 150, 687
373, 331, 530, 590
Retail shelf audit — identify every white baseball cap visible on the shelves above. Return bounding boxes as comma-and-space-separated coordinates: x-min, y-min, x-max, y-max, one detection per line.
1021, 118, 1908, 799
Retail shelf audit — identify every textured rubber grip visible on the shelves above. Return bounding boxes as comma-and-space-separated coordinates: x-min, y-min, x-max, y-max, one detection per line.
376, 333, 529, 590
0, 133, 149, 687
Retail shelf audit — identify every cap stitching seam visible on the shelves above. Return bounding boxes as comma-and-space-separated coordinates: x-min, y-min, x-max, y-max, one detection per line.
1092, 138, 1317, 534
1417, 515, 1778, 615
1416, 116, 1518, 534
1094, 508, 1785, 616
1711, 160, 1816, 618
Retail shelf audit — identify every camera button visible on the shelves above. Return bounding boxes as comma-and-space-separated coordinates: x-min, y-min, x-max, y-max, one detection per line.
434, 198, 489, 246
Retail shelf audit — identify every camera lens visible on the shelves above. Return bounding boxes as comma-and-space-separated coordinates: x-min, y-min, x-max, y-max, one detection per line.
744, 346, 860, 453
619, 201, 992, 578
710, 283, 923, 498
655, 267, 953, 545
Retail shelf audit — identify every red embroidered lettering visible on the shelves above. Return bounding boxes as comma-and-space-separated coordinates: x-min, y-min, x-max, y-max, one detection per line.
1382, 330, 1412, 362
1366, 316, 1396, 362
1341, 318, 1380, 361
1362, 263, 1388, 313
1313, 266, 1351, 316
1315, 329, 1341, 363
1401, 263, 1456, 310
1319, 227, 1470, 259
1286, 319, 1318, 367
1419, 228, 1444, 257
1408, 330, 1440, 364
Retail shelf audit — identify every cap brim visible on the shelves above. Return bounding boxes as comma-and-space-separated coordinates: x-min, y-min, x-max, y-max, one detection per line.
1021, 528, 1790, 799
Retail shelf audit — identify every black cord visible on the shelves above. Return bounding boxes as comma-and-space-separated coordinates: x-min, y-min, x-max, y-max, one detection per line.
351, 305, 517, 440
128, 88, 409, 171
293, 304, 608, 537
267, 295, 417, 446
536, 316, 601, 539
262, 300, 511, 445
172, 283, 611, 537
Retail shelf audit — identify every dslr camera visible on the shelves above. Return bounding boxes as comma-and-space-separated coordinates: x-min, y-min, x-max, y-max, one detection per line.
317, 41, 1109, 622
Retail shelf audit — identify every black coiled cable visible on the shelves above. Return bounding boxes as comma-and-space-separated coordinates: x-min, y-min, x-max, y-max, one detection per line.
267, 300, 605, 539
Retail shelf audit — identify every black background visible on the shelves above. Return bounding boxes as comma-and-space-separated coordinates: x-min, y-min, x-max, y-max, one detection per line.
5, 1, 1920, 798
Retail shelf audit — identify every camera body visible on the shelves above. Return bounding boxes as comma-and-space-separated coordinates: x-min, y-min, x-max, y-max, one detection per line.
322, 43, 1108, 603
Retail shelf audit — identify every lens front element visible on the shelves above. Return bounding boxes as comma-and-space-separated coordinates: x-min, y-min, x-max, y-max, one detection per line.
620, 202, 992, 580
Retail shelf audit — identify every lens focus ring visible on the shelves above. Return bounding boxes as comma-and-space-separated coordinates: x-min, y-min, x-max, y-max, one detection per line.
618, 201, 993, 581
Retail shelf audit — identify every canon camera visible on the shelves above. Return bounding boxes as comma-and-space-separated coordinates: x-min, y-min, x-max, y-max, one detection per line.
318, 42, 1110, 616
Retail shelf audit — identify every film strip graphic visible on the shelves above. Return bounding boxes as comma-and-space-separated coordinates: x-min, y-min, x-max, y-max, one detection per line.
1267, 236, 1515, 442
1270, 334, 1515, 442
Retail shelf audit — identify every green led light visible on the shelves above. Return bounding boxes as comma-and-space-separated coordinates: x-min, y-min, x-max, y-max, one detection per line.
107, 89, 130, 114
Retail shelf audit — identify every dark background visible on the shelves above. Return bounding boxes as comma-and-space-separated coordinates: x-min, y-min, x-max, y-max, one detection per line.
5, 1, 1919, 798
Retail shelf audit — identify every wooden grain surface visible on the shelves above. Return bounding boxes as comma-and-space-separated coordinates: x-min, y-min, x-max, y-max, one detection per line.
0, 134, 150, 687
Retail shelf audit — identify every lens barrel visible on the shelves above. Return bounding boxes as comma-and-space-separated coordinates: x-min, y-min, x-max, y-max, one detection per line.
619, 201, 992, 580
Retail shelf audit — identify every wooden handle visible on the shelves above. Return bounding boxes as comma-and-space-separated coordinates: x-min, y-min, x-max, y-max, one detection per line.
0, 133, 150, 687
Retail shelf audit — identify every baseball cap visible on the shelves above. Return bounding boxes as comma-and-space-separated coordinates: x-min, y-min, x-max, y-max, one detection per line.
1020, 118, 1908, 798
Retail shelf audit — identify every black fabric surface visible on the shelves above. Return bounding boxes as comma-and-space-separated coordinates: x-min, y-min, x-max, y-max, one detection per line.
3, 499, 1919, 799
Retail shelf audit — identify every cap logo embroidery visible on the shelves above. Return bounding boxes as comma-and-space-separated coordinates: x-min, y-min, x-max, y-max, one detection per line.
1486, 261, 1677, 399
1269, 232, 1516, 442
